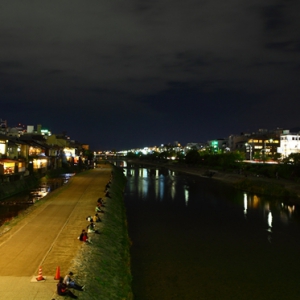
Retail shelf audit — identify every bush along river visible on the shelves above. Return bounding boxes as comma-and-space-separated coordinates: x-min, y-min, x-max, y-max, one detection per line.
121, 161, 300, 300
0, 173, 74, 227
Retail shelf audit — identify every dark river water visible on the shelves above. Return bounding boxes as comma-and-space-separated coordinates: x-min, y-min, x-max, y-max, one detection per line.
122, 162, 300, 300
0, 174, 73, 226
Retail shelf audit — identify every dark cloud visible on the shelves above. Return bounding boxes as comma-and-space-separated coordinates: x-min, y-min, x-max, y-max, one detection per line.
265, 40, 300, 52
0, 61, 24, 69
0, 0, 300, 149
45, 69, 66, 75
262, 4, 286, 32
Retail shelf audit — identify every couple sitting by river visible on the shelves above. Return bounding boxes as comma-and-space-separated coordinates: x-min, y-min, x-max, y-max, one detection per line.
86, 213, 101, 223
78, 229, 91, 243
57, 271, 85, 298
79, 221, 100, 242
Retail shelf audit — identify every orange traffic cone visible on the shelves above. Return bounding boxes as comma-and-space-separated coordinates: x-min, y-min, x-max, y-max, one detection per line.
54, 266, 60, 280
36, 266, 45, 281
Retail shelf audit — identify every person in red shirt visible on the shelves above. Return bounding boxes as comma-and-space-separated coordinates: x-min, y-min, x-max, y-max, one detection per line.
83, 232, 93, 244
83, 232, 90, 242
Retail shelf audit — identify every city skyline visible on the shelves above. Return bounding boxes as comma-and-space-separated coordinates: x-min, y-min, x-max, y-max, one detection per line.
2, 119, 299, 153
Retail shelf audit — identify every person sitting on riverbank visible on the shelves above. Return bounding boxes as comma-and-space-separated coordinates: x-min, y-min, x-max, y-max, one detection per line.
95, 205, 104, 213
97, 202, 104, 209
105, 183, 110, 190
97, 197, 105, 205
63, 272, 85, 291
87, 221, 100, 234
79, 229, 85, 241
86, 215, 93, 221
93, 213, 101, 222
83, 231, 92, 243
97, 199, 105, 207
57, 278, 78, 298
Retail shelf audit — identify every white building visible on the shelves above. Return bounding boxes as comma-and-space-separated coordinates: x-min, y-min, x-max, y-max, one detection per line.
278, 130, 300, 158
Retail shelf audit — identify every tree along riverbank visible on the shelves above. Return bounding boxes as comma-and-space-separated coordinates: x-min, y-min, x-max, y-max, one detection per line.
127, 159, 300, 201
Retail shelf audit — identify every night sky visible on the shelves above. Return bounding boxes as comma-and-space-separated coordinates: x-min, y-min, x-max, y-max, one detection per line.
1, 1, 300, 150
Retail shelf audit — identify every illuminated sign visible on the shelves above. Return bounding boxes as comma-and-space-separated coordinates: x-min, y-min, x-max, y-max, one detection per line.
41, 129, 51, 136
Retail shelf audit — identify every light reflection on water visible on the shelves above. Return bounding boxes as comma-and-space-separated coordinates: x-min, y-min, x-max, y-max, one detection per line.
0, 174, 73, 227
125, 163, 300, 231
123, 163, 300, 300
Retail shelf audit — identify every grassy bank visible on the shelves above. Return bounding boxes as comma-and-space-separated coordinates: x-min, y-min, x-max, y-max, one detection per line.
168, 163, 300, 199
69, 166, 133, 300
233, 178, 297, 198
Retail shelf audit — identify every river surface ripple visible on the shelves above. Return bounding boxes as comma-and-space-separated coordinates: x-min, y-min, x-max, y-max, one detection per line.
123, 164, 300, 300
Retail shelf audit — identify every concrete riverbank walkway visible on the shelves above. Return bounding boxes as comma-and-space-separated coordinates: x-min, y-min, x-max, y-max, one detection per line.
0, 166, 112, 300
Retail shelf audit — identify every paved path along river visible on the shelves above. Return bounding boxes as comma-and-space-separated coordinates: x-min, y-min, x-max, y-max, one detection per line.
0, 167, 111, 300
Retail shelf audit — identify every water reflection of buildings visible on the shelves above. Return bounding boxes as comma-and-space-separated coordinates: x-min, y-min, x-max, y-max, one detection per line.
159, 174, 164, 201
243, 192, 298, 231
267, 211, 273, 232
137, 169, 148, 199
243, 193, 260, 218
243, 193, 247, 217
279, 203, 295, 224
126, 166, 180, 202
184, 186, 189, 206
124, 163, 298, 227
169, 171, 176, 200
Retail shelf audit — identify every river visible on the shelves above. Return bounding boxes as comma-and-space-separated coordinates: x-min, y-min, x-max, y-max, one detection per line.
0, 174, 73, 227
122, 162, 300, 300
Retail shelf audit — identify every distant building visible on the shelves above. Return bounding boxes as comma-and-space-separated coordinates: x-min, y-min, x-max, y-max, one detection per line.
184, 142, 206, 152
229, 130, 280, 160
0, 135, 7, 157
0, 119, 7, 129
207, 138, 228, 153
277, 130, 300, 158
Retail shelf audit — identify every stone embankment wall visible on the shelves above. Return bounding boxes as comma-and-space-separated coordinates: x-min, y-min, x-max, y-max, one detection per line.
0, 176, 39, 201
